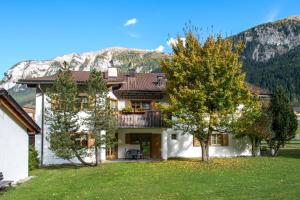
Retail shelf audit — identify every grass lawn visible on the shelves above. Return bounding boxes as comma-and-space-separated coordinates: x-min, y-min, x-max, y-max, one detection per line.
1, 148, 300, 200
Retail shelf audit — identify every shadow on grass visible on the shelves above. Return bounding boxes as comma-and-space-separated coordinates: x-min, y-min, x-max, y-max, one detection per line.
41, 164, 91, 170
277, 148, 300, 159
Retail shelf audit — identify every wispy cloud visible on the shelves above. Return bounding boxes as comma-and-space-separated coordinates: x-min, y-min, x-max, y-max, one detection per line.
127, 32, 138, 38
154, 45, 165, 52
124, 18, 137, 26
167, 37, 186, 47
265, 8, 280, 22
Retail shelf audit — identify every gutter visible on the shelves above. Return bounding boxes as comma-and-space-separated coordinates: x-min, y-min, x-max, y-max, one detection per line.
37, 84, 45, 167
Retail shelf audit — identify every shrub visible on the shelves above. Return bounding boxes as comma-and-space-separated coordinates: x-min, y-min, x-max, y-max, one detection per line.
29, 145, 39, 170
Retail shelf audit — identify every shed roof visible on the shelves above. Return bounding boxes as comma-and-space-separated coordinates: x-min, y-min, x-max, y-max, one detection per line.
0, 89, 40, 134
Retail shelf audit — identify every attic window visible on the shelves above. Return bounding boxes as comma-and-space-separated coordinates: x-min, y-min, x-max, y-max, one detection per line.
157, 75, 163, 86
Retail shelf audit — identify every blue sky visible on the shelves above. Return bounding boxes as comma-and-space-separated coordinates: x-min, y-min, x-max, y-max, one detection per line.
0, 0, 299, 75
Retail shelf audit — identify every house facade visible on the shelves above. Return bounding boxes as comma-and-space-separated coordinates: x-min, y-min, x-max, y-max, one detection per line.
19, 69, 272, 165
0, 89, 40, 183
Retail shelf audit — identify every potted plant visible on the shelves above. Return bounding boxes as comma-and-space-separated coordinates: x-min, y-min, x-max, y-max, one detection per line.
135, 108, 145, 113
122, 107, 134, 114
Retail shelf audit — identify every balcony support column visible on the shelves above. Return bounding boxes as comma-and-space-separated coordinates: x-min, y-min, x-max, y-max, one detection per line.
99, 130, 106, 162
161, 130, 168, 160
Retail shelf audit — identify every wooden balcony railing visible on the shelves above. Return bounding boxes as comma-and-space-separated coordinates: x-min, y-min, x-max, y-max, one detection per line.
118, 110, 166, 128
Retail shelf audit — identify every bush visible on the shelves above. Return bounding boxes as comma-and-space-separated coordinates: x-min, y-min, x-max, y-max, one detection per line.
29, 145, 39, 170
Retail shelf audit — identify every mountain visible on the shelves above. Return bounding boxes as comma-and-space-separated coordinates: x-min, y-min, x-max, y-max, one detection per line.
0, 47, 167, 106
232, 16, 300, 105
3, 16, 300, 106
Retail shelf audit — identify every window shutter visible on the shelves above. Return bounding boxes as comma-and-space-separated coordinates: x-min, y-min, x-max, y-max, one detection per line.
193, 136, 201, 147
125, 134, 131, 144
222, 134, 229, 146
88, 134, 95, 148
125, 100, 131, 108
89, 96, 95, 108
151, 101, 157, 110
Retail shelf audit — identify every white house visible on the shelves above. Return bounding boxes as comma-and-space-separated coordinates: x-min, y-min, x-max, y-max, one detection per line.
18, 69, 272, 165
0, 89, 40, 183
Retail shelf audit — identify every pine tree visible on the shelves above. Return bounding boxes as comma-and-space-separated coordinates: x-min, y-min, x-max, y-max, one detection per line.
160, 30, 253, 162
268, 87, 298, 156
85, 69, 117, 165
46, 63, 88, 163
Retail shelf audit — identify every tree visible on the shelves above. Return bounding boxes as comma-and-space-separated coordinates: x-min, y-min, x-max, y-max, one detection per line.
268, 87, 298, 156
46, 63, 88, 165
85, 69, 117, 165
232, 98, 272, 156
160, 30, 252, 162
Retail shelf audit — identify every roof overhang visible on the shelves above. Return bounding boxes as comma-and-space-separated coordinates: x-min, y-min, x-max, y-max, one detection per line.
0, 89, 40, 134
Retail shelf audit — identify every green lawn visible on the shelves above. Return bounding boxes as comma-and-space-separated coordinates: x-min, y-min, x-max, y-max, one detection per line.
1, 149, 300, 200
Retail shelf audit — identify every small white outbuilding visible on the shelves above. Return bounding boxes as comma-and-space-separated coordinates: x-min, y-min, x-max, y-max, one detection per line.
0, 89, 40, 183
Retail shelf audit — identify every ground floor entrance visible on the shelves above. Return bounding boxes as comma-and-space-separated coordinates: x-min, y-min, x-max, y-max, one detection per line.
107, 129, 164, 160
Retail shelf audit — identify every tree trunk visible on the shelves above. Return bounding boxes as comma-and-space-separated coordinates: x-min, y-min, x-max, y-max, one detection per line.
95, 146, 99, 166
251, 137, 256, 157
200, 141, 209, 162
73, 149, 94, 166
251, 137, 260, 157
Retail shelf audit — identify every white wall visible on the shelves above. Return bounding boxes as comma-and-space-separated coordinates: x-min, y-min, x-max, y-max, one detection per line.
165, 129, 252, 158
0, 107, 29, 183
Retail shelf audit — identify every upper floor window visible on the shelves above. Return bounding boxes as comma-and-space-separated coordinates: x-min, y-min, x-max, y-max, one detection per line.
109, 99, 118, 111
131, 101, 151, 110
77, 95, 90, 110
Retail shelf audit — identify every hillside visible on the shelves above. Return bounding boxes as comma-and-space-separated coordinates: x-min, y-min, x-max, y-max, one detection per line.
232, 16, 300, 104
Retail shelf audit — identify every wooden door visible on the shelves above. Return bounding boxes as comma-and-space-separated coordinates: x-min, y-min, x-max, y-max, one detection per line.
151, 134, 161, 158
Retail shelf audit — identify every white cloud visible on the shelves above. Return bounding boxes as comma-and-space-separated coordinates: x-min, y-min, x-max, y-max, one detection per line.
128, 32, 138, 38
167, 37, 186, 47
264, 6, 280, 22
124, 18, 137, 26
154, 45, 165, 52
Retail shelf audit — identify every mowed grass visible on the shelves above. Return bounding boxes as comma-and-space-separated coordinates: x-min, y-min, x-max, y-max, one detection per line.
1, 148, 300, 200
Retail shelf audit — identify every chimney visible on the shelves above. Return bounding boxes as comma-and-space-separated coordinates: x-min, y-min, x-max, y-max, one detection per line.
108, 67, 118, 79
157, 75, 164, 86
107, 59, 118, 79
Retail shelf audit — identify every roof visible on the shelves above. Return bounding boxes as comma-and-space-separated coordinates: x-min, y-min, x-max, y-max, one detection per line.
0, 89, 40, 134
246, 83, 272, 95
117, 73, 165, 91
18, 71, 125, 85
18, 71, 271, 95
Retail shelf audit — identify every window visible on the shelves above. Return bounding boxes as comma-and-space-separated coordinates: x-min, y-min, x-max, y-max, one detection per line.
77, 95, 90, 110
131, 101, 151, 110
110, 99, 118, 111
211, 134, 222, 145
73, 133, 94, 147
171, 134, 177, 140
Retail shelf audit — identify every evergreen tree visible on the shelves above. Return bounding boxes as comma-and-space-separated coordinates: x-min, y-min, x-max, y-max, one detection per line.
85, 69, 117, 165
46, 63, 88, 163
160, 30, 252, 162
268, 87, 298, 156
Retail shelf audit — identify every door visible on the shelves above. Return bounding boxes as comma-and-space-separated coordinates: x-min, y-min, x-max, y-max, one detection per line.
151, 134, 161, 158
140, 134, 151, 158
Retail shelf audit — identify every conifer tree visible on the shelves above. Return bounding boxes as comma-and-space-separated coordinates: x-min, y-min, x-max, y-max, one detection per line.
85, 69, 117, 165
161, 30, 253, 162
46, 63, 88, 163
269, 87, 298, 156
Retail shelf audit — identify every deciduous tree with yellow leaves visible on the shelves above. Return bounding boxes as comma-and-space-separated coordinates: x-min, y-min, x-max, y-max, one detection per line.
161, 29, 254, 162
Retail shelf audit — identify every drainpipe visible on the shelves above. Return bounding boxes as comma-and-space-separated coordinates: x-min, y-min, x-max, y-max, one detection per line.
37, 84, 45, 167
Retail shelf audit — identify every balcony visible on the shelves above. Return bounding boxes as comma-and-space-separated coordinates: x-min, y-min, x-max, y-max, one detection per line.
118, 110, 166, 128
